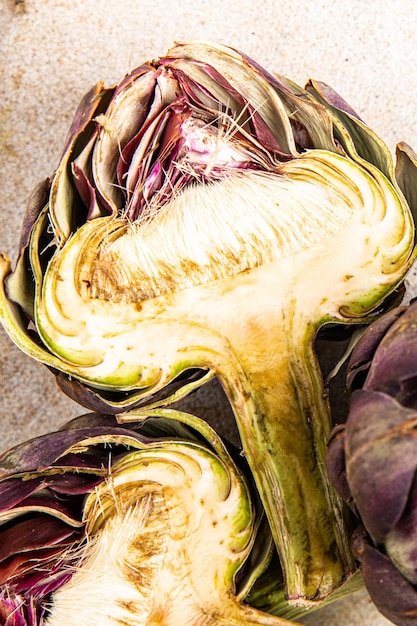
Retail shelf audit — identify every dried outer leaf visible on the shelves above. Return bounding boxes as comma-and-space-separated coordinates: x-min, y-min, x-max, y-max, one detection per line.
303, 79, 363, 120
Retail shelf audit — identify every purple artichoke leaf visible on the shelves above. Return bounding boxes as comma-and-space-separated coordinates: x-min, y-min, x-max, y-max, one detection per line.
245, 104, 289, 155
68, 76, 146, 222
115, 107, 169, 206
164, 51, 291, 155
305, 78, 394, 182
305, 79, 363, 121
352, 527, 417, 626
231, 48, 293, 95
19, 570, 74, 603
17, 178, 51, 255
125, 107, 183, 220
0, 590, 42, 626
0, 414, 208, 484
0, 470, 100, 515
345, 389, 417, 543
0, 478, 46, 513
346, 305, 408, 392
172, 63, 247, 116
0, 414, 222, 516
0, 425, 168, 477
60, 412, 211, 453
48, 83, 115, 242
59, 82, 115, 161
71, 140, 105, 221
1, 546, 72, 588
43, 472, 103, 495
166, 57, 253, 117
0, 429, 107, 477
54, 366, 211, 414
123, 414, 204, 442
91, 68, 160, 214
58, 412, 113, 430
326, 425, 353, 506
396, 141, 417, 224
345, 389, 417, 451
0, 494, 84, 527
393, 375, 417, 413
109, 62, 155, 103
173, 68, 223, 111
0, 517, 80, 565
385, 473, 417, 586
363, 301, 417, 407
260, 73, 341, 155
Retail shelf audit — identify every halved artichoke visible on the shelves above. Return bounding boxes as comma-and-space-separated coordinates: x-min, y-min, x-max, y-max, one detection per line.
1, 42, 416, 603
0, 409, 301, 625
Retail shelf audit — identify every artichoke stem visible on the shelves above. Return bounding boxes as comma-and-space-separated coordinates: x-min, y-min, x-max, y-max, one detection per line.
215, 314, 356, 604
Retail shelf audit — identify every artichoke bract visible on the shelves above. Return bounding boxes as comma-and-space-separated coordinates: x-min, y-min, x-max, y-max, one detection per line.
0, 410, 297, 626
327, 300, 417, 626
0, 41, 416, 603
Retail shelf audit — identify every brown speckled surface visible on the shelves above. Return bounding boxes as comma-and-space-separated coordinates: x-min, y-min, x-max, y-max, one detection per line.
1, 1, 417, 623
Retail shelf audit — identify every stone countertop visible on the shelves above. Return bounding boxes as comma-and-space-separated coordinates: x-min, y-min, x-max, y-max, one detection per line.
1, 1, 417, 624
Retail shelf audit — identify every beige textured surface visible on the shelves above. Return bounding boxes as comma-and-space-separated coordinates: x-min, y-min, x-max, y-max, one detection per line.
1, 1, 417, 623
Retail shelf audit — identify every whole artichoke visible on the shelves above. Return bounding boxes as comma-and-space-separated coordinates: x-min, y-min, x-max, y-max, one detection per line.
327, 299, 417, 625
1, 41, 416, 604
